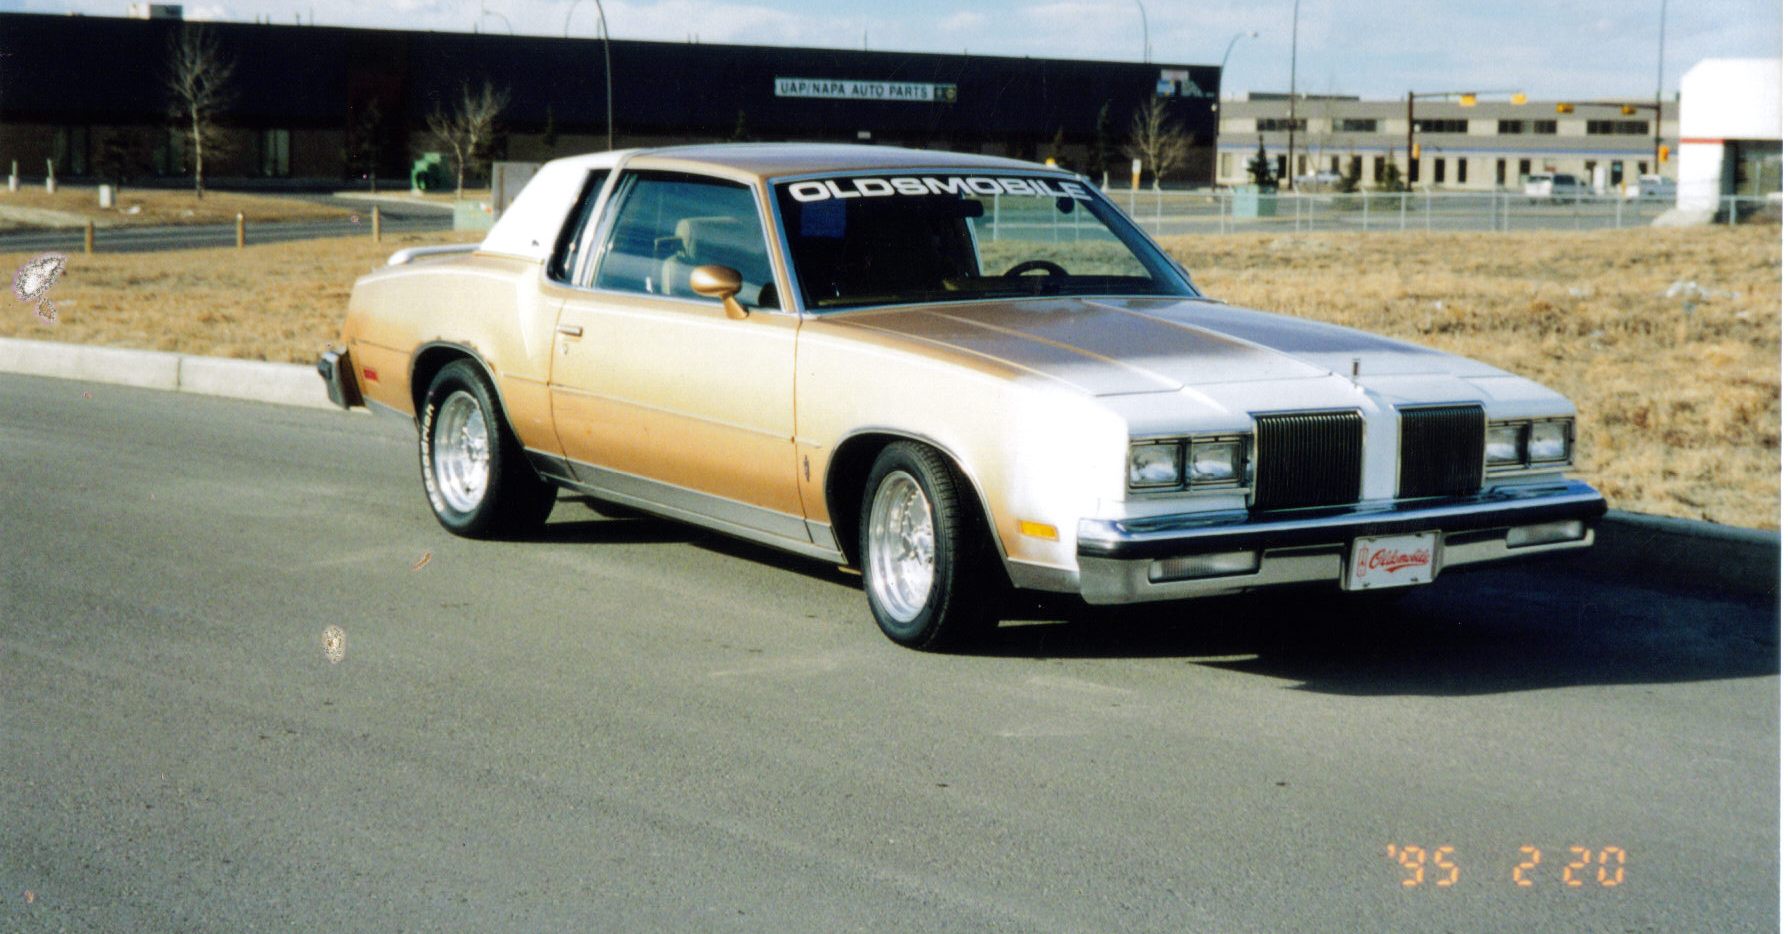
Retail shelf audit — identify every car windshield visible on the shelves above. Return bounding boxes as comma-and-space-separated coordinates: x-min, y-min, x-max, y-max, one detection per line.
772, 173, 1196, 311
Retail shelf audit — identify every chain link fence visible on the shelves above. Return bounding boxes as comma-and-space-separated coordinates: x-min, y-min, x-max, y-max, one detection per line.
1108, 189, 1782, 237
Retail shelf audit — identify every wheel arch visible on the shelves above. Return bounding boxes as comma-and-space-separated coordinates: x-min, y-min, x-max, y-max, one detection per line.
824, 429, 1011, 576
410, 342, 515, 427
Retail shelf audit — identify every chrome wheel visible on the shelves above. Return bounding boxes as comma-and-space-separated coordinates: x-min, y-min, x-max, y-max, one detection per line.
431, 390, 490, 514
867, 470, 936, 624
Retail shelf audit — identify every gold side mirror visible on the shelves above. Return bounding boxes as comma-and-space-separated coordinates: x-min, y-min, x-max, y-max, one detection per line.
689, 264, 748, 320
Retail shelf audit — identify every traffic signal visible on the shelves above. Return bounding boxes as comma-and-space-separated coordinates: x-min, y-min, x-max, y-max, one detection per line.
1459, 93, 1477, 107
1658, 144, 1670, 164
1620, 104, 1636, 115
1412, 142, 1422, 159
1556, 102, 1574, 113
1511, 92, 1528, 105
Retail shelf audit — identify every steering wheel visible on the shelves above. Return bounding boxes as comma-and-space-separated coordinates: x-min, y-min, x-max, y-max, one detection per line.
1002, 259, 1069, 278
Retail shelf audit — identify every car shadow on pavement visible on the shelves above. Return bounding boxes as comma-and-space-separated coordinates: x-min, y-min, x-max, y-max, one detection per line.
974, 565, 1779, 696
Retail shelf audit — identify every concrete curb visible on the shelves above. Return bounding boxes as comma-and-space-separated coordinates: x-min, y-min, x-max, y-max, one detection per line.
1, 336, 1779, 596
0, 336, 335, 410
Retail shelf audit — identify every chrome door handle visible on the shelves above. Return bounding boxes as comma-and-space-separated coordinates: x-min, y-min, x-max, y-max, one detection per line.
556, 324, 584, 338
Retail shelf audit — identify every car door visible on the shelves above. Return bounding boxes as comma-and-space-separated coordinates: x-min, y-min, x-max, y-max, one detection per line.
545, 168, 809, 544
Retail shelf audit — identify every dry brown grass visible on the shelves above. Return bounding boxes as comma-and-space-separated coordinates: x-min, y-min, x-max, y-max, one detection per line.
1159, 228, 1781, 529
0, 185, 351, 229
1, 226, 1778, 528
0, 231, 480, 361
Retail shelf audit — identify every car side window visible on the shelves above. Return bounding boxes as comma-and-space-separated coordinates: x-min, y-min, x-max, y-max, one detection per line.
549, 169, 611, 284
594, 171, 780, 309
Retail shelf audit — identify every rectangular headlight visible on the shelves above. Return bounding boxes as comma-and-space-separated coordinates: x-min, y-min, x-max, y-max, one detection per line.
1529, 420, 1571, 463
1128, 441, 1183, 489
1486, 424, 1525, 467
1188, 440, 1244, 484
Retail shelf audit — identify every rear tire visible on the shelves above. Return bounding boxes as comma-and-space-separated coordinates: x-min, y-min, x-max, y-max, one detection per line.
859, 442, 1001, 651
419, 360, 556, 538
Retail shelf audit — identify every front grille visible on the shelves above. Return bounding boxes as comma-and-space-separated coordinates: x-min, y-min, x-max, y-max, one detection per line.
1398, 404, 1486, 499
1251, 410, 1363, 510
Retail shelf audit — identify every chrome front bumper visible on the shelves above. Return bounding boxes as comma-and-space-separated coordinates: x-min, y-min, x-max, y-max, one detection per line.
316, 349, 361, 409
1074, 480, 1607, 604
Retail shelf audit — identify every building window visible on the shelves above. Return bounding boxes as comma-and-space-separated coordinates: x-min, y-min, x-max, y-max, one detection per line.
1531, 120, 1558, 135
1498, 119, 1527, 135
1276, 154, 1288, 179
1219, 153, 1234, 179
1496, 159, 1507, 185
1611, 161, 1625, 186
1258, 117, 1308, 132
1587, 120, 1650, 135
1373, 155, 1385, 181
1329, 156, 1340, 174
1518, 158, 1532, 177
1639, 161, 1650, 175
1350, 155, 1363, 179
52, 126, 91, 176
1296, 155, 1308, 175
1409, 156, 1420, 183
1340, 118, 1379, 133
1413, 119, 1468, 134
1435, 158, 1446, 183
259, 129, 291, 178
1457, 158, 1468, 183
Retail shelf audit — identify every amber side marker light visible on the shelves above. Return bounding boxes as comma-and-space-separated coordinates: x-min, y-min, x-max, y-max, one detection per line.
1018, 520, 1059, 541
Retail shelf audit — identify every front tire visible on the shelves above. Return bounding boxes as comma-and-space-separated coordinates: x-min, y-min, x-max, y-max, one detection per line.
419, 360, 556, 538
859, 442, 1000, 650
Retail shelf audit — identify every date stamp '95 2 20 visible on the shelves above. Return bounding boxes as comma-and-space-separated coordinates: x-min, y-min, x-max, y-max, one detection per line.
12, 253, 67, 324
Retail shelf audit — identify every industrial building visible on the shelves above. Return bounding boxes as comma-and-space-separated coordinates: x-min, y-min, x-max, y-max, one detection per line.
0, 10, 1217, 188
1216, 93, 1681, 192
1670, 58, 1782, 218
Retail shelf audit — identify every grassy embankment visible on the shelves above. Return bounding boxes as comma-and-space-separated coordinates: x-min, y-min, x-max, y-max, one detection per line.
0, 185, 353, 230
0, 226, 1777, 528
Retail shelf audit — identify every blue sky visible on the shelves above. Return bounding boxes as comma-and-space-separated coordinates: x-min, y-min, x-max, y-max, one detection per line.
8, 0, 1781, 100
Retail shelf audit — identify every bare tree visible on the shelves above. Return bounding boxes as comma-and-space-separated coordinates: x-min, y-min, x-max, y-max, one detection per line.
426, 80, 510, 198
1122, 97, 1193, 190
165, 26, 235, 200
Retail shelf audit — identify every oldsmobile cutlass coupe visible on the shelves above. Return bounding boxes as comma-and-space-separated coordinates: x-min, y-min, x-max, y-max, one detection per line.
319, 144, 1605, 650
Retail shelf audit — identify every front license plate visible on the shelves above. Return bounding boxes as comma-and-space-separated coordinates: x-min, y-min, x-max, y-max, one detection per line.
1344, 532, 1439, 590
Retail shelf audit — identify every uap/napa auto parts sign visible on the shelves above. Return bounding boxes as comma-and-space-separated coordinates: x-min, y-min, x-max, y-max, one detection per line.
774, 77, 958, 103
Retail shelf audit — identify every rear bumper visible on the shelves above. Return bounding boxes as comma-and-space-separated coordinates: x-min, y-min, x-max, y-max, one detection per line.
1074, 480, 1607, 604
316, 349, 362, 409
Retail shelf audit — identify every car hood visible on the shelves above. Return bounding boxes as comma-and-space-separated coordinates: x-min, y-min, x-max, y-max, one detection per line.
826, 296, 1506, 396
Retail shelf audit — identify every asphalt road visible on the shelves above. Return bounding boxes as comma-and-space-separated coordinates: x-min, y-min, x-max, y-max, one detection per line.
1, 373, 1777, 931
0, 197, 452, 254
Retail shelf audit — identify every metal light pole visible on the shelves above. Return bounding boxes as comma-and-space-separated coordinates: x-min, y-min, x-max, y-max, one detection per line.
1654, 0, 1667, 172
1211, 31, 1258, 187
1286, 0, 1300, 189
1133, 0, 1150, 63
565, 0, 615, 151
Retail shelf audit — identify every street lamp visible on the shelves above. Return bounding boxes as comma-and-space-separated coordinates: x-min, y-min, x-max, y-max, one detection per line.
1654, 0, 1667, 172
565, 0, 615, 151
474, 0, 512, 34
1133, 0, 1150, 63
1211, 30, 1258, 187
1286, 0, 1300, 189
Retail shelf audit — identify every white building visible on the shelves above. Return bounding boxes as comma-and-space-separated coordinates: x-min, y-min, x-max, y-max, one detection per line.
1216, 94, 1679, 192
1671, 58, 1782, 218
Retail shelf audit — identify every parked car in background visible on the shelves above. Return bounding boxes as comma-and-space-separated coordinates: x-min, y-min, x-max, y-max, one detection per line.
1624, 174, 1677, 200
320, 144, 1605, 650
1524, 173, 1583, 202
